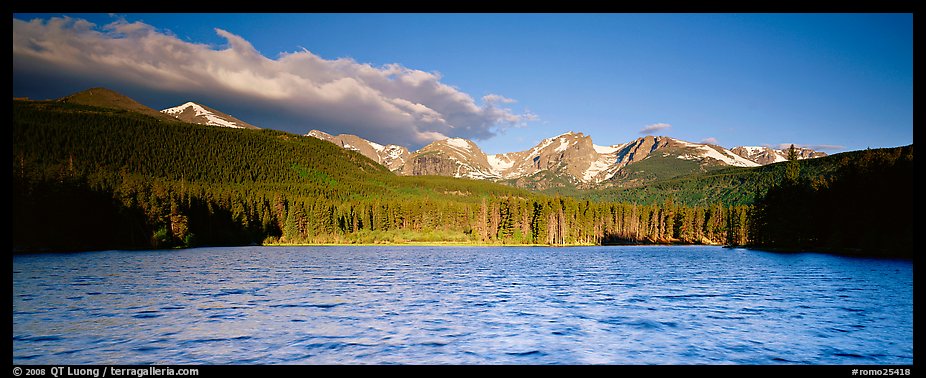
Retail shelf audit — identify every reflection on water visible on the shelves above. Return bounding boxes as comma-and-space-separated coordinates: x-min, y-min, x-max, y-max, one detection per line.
13, 246, 913, 364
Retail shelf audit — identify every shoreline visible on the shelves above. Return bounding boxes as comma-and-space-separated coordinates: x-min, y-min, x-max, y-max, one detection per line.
13, 242, 909, 260
12, 241, 716, 254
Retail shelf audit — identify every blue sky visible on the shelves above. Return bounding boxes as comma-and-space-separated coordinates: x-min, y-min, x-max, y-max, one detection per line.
12, 13, 912, 154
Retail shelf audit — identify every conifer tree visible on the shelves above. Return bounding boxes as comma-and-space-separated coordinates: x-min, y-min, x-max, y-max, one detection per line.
785, 144, 800, 183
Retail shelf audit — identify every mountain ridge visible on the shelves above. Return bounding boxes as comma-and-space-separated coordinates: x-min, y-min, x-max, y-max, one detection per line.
307, 130, 828, 189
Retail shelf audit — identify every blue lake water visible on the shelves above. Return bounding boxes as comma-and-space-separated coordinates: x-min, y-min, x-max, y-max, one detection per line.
12, 246, 913, 365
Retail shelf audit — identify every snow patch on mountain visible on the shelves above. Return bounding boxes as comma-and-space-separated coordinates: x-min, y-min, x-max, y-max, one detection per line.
487, 154, 515, 173
739, 146, 768, 155
446, 138, 471, 150
673, 139, 759, 167
768, 153, 789, 163
593, 144, 619, 154
583, 154, 618, 182
307, 130, 332, 139
385, 145, 406, 159
697, 145, 759, 167
162, 102, 244, 128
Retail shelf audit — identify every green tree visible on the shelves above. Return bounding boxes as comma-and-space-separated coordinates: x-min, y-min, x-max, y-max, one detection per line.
785, 144, 800, 183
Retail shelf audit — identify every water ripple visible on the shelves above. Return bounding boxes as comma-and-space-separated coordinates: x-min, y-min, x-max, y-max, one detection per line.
13, 246, 913, 365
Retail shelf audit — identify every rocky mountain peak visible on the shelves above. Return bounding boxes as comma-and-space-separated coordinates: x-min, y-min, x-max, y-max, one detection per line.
401, 137, 497, 179
161, 102, 260, 129
306, 130, 410, 171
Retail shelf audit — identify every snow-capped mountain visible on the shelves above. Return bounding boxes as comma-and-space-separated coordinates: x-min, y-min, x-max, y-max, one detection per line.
399, 138, 497, 179
307, 130, 409, 171
730, 146, 827, 165
488, 132, 600, 181
161, 102, 260, 130
308, 130, 826, 188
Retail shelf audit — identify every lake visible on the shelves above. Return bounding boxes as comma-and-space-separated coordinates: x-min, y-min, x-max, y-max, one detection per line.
12, 245, 913, 365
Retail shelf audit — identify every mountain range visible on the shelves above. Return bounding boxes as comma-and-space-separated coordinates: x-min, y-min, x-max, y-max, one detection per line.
306, 129, 826, 189
49, 87, 827, 190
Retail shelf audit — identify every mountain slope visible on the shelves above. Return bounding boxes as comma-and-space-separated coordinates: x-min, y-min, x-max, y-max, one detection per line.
490, 132, 605, 183
14, 100, 388, 189
57, 87, 177, 122
401, 138, 498, 179
587, 145, 894, 207
600, 136, 761, 188
307, 130, 410, 171
161, 101, 260, 129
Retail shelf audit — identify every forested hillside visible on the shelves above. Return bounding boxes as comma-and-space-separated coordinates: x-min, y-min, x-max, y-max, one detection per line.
12, 100, 754, 252
749, 146, 913, 257
580, 148, 895, 207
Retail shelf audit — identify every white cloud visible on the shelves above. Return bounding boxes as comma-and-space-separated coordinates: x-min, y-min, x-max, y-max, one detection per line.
12, 16, 535, 147
639, 122, 672, 134
482, 94, 517, 104
700, 137, 719, 145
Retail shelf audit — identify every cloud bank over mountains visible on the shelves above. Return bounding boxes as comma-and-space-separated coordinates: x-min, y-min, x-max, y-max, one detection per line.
12, 16, 535, 147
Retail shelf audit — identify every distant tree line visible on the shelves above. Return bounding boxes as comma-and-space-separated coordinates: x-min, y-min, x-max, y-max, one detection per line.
13, 169, 754, 251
